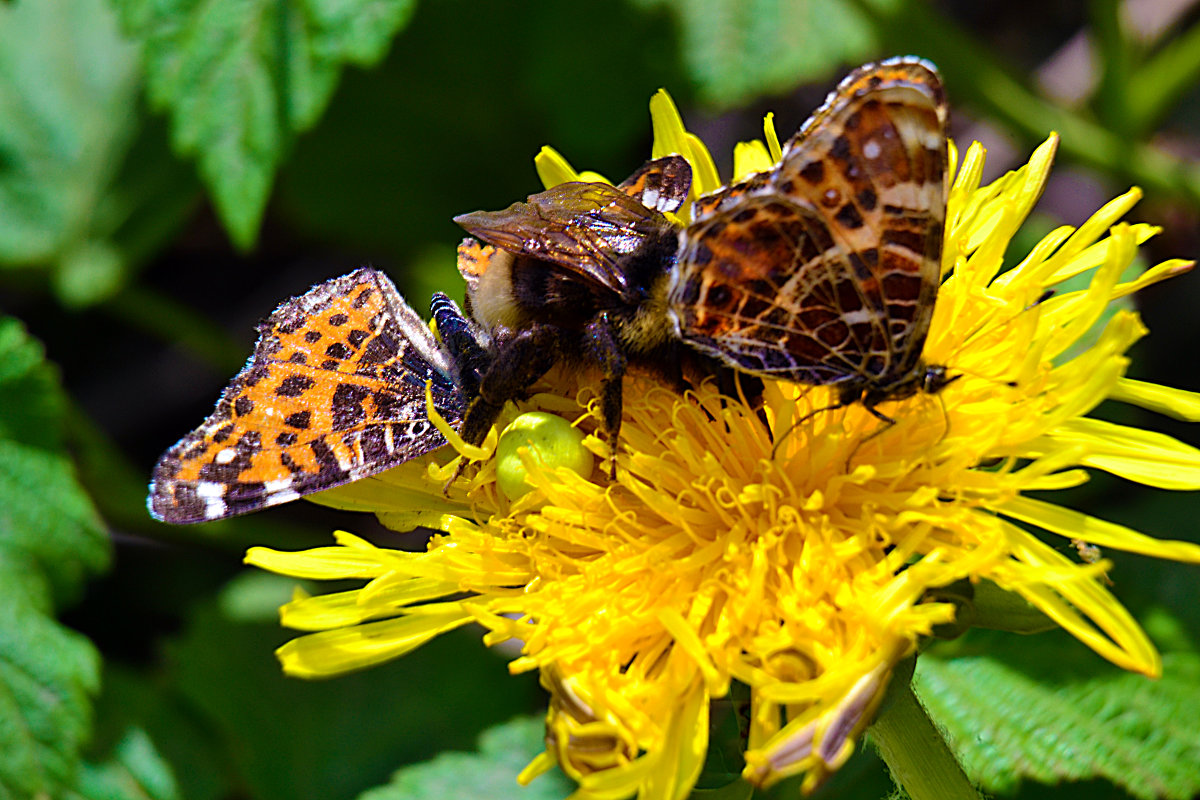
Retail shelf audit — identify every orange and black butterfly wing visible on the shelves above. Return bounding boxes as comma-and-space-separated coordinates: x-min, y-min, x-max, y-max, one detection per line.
617, 155, 692, 213
670, 58, 947, 390
149, 269, 466, 523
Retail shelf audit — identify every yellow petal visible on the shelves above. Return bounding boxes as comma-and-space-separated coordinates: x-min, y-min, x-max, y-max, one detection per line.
999, 494, 1200, 562
684, 132, 722, 197
245, 538, 392, 580
641, 679, 708, 800
650, 89, 689, 160
733, 140, 773, 181
997, 527, 1161, 675
1111, 377, 1200, 421
1038, 417, 1200, 489
535, 145, 582, 188
276, 604, 474, 678
280, 576, 463, 629
763, 111, 782, 162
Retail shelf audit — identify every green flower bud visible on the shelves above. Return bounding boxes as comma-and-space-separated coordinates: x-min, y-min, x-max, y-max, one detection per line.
496, 412, 594, 500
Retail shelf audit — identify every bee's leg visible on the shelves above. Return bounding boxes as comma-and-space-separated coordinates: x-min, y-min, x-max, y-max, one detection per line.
430, 292, 489, 398
584, 315, 627, 477
459, 324, 564, 447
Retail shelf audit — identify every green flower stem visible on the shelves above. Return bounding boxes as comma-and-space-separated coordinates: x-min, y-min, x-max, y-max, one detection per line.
1128, 19, 1200, 134
1089, 0, 1133, 138
857, 0, 1200, 209
869, 658, 982, 800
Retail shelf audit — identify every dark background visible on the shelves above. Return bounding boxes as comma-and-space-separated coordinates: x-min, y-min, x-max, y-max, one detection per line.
2, 1, 1199, 798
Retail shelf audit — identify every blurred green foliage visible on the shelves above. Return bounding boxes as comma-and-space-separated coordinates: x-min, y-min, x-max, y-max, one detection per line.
2, 0, 1199, 798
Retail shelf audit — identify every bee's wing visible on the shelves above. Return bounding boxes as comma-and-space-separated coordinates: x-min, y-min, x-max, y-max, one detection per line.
454, 181, 675, 296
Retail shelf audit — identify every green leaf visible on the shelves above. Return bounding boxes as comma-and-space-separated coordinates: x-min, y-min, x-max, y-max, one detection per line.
0, 0, 142, 300
635, 0, 876, 107
358, 716, 574, 800
278, 0, 686, 268
69, 728, 182, 800
1127, 20, 1200, 136
0, 318, 109, 601
0, 317, 109, 799
119, 0, 418, 249
917, 625, 1200, 799
89, 666, 229, 800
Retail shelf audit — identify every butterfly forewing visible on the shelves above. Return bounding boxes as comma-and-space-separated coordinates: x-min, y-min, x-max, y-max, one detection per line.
149, 269, 466, 523
669, 59, 948, 395
617, 155, 692, 214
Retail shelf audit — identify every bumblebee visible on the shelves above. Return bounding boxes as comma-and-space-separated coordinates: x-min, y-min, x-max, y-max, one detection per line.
449, 155, 707, 459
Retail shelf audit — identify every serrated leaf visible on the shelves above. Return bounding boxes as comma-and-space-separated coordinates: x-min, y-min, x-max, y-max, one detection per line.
68, 728, 182, 800
917, 628, 1200, 799
119, 0, 417, 249
0, 318, 109, 601
358, 716, 574, 800
0, 0, 142, 295
636, 0, 876, 107
0, 317, 108, 799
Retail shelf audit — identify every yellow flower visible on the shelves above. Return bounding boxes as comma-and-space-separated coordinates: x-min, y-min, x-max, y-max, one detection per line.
245, 90, 1200, 797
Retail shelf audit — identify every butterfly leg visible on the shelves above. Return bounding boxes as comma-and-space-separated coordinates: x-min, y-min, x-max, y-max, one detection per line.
861, 404, 897, 426
584, 314, 627, 478
843, 397, 899, 471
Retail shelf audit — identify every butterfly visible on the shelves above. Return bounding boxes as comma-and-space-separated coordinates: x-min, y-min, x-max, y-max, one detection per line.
148, 269, 482, 523
667, 57, 953, 417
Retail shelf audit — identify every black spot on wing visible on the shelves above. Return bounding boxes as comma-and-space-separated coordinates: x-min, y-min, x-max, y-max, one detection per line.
276, 375, 315, 397
285, 411, 311, 429
332, 383, 372, 429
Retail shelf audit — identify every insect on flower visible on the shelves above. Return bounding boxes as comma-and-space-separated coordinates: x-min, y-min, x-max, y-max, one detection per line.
452, 155, 704, 453
150, 57, 954, 521
454, 57, 956, 457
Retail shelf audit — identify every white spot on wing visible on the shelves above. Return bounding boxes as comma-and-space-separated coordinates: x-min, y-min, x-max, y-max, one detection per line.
196, 481, 227, 519
265, 489, 300, 506
840, 309, 874, 326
